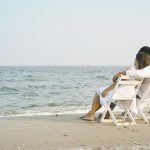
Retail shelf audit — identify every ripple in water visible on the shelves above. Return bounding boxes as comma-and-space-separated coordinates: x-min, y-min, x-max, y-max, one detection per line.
2, 66, 147, 117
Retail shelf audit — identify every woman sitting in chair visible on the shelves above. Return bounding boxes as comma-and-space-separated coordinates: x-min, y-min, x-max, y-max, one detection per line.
81, 46, 150, 121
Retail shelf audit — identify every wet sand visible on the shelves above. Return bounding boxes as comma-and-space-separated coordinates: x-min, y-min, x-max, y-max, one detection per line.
0, 114, 150, 150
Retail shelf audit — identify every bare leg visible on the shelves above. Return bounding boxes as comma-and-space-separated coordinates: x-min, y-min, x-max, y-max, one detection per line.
90, 94, 101, 115
81, 94, 101, 120
81, 94, 111, 120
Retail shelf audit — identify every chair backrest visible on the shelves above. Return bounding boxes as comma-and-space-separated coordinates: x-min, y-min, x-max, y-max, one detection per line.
112, 75, 143, 101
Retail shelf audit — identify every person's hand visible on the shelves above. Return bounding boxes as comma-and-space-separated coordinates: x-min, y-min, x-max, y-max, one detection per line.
112, 71, 126, 82
112, 72, 122, 82
102, 90, 108, 97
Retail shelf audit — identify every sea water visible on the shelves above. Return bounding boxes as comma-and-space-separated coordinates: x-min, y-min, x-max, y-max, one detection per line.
0, 66, 149, 117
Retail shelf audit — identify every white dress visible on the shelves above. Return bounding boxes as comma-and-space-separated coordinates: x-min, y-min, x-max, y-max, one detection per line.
96, 86, 114, 106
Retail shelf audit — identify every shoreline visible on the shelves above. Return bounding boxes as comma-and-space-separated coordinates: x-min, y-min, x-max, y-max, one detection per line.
0, 114, 150, 150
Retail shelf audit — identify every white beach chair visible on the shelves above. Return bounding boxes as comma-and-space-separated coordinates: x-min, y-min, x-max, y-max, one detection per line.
100, 75, 143, 127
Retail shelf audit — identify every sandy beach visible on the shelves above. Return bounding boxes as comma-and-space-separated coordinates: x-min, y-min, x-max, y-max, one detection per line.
0, 114, 150, 150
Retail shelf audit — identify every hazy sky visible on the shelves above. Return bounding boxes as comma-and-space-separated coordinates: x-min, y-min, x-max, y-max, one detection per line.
0, 0, 150, 66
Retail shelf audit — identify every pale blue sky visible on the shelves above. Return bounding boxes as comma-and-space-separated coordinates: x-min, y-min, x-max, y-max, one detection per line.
0, 0, 150, 66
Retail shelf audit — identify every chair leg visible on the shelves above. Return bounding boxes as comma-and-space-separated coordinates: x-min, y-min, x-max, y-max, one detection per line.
125, 105, 136, 125
138, 108, 149, 124
108, 107, 119, 127
100, 107, 108, 122
100, 106, 119, 126
100, 102, 114, 121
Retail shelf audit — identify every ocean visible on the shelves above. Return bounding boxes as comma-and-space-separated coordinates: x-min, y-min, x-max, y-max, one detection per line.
0, 66, 149, 117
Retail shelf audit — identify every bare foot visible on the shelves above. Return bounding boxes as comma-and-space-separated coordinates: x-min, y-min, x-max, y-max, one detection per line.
80, 112, 90, 119
81, 115, 94, 121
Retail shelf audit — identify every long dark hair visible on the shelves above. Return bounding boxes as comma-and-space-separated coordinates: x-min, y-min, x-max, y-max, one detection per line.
138, 46, 150, 55
136, 52, 150, 69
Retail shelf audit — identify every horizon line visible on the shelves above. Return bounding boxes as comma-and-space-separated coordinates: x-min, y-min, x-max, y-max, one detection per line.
0, 65, 127, 67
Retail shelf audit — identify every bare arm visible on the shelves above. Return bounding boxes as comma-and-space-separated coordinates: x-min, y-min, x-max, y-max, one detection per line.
102, 82, 116, 97
112, 71, 126, 82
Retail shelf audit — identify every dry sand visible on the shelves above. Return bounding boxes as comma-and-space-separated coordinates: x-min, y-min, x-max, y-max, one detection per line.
0, 114, 150, 150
